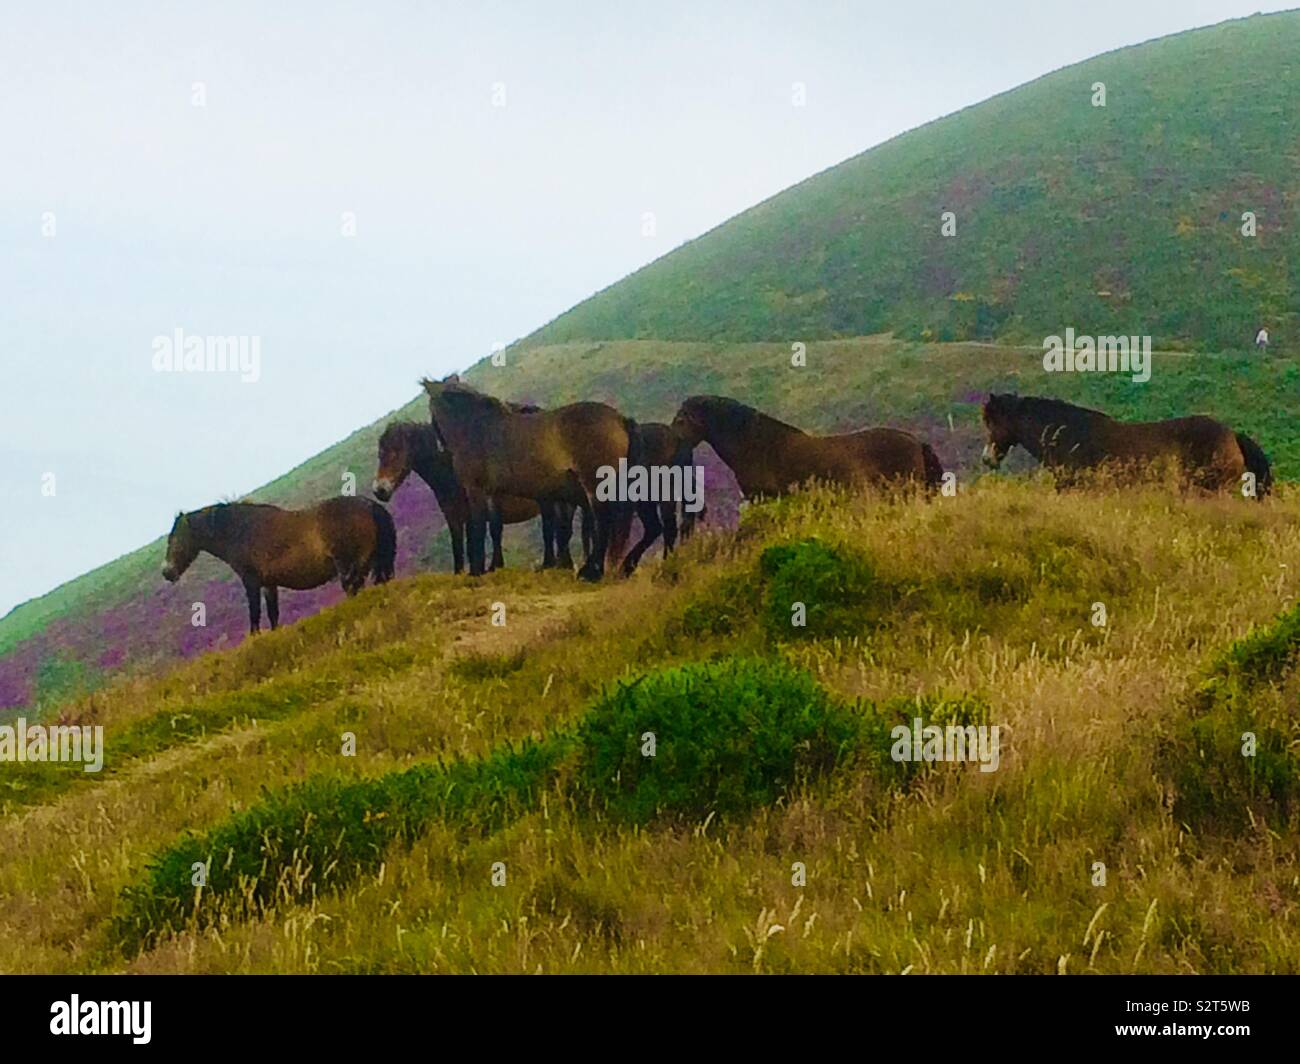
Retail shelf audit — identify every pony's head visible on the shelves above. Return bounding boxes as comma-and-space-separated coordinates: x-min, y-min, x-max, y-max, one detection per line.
672, 395, 762, 449
981, 393, 1021, 468
373, 421, 418, 501
162, 511, 199, 582
670, 396, 713, 448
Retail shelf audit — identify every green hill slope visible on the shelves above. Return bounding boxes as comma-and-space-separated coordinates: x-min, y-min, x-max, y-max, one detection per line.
5, 481, 1300, 972
522, 12, 1300, 352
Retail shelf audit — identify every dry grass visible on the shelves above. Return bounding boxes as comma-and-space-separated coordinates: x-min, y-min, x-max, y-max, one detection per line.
2, 477, 1299, 973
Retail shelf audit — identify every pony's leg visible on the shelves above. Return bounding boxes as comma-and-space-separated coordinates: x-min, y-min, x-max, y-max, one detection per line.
553, 502, 576, 570
264, 586, 280, 630
242, 576, 262, 634
539, 502, 557, 569
576, 497, 608, 582
487, 499, 505, 572
579, 504, 593, 561
465, 500, 488, 577
621, 500, 664, 576
660, 500, 678, 557
340, 564, 365, 596
448, 519, 465, 575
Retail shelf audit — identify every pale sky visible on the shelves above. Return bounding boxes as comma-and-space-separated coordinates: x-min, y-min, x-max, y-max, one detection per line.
0, 0, 1290, 617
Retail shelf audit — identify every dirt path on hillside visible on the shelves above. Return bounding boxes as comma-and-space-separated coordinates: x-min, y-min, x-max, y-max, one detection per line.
442, 589, 597, 659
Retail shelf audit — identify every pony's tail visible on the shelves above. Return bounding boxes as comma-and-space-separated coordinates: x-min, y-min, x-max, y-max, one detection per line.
604, 418, 641, 566
921, 442, 945, 493
370, 500, 398, 583
1236, 432, 1273, 499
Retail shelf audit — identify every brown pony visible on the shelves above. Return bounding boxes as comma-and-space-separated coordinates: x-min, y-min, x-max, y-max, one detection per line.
670, 395, 944, 498
607, 421, 705, 570
373, 420, 586, 573
162, 498, 396, 633
421, 376, 659, 581
980, 393, 1272, 496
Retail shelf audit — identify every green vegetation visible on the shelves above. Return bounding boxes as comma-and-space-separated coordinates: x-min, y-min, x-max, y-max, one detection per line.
1157, 603, 1300, 834
758, 539, 885, 640
5, 12, 1300, 976
114, 652, 994, 952
5, 478, 1300, 973
573, 657, 866, 824
112, 735, 568, 953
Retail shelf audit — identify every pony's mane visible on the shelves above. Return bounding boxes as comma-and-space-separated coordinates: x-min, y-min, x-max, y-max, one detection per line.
420, 377, 537, 418
687, 395, 804, 436
425, 379, 508, 416
1004, 395, 1114, 425
194, 500, 278, 523
381, 419, 429, 441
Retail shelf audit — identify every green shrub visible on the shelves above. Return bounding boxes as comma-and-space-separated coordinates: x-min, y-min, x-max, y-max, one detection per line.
1163, 700, 1298, 834
1158, 605, 1300, 834
758, 538, 884, 640
877, 692, 996, 782
573, 656, 868, 824
1208, 603, 1300, 690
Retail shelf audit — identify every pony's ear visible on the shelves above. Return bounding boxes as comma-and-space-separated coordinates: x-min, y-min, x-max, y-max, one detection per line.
445, 373, 460, 383
420, 377, 439, 397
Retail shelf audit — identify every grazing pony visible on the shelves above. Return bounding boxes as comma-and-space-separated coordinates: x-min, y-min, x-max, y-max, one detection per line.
373, 420, 586, 573
421, 376, 660, 580
670, 395, 944, 499
162, 498, 396, 634
980, 393, 1271, 496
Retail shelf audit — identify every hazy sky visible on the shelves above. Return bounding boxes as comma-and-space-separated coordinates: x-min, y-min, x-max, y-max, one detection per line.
0, 0, 1289, 617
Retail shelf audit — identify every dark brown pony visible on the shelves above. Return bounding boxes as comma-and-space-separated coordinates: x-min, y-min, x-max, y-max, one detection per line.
607, 421, 705, 570
670, 395, 944, 498
162, 498, 396, 633
980, 393, 1271, 496
373, 420, 586, 573
422, 376, 659, 581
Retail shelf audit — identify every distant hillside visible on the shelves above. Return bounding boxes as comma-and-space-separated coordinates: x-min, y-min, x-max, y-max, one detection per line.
522, 12, 1300, 352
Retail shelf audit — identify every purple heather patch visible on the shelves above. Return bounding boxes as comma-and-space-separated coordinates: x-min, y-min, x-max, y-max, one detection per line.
0, 457, 746, 712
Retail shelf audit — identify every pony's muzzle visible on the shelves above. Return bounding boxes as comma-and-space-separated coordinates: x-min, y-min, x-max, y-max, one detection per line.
372, 477, 393, 502
161, 564, 178, 583
981, 442, 1004, 468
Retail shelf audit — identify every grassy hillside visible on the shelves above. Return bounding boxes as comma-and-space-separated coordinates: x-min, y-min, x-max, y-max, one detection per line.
6, 12, 1300, 715
523, 12, 1300, 352
4, 480, 1299, 973
3, 337, 1297, 712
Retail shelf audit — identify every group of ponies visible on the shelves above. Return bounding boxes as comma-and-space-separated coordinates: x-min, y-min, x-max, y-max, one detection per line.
162, 381, 1271, 634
